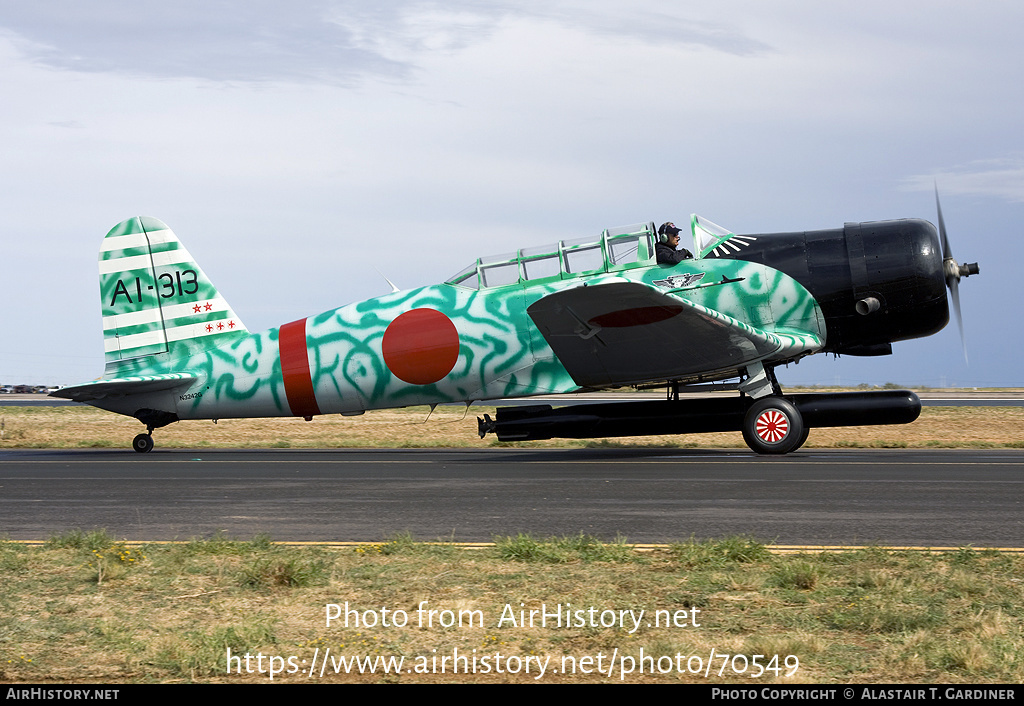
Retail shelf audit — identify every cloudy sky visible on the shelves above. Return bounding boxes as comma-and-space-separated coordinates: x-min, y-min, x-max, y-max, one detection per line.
1, 1, 1021, 388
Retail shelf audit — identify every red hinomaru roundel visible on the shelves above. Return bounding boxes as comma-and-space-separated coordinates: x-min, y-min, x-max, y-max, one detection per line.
382, 308, 460, 385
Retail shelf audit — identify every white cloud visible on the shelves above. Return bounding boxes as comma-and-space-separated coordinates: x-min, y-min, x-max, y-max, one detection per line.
0, 1, 774, 86
1, 2, 1022, 384
903, 157, 1024, 203
0, 2, 409, 84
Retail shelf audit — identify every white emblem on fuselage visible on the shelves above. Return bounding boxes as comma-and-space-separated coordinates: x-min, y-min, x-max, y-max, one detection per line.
652, 273, 707, 289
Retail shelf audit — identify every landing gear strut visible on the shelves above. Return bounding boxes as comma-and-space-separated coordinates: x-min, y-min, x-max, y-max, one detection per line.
130, 409, 177, 453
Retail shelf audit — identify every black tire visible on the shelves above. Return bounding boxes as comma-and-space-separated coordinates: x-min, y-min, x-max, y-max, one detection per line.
742, 397, 805, 455
132, 433, 154, 453
794, 425, 810, 451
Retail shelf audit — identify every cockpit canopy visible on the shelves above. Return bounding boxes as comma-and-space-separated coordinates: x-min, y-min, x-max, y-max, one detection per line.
447, 222, 658, 290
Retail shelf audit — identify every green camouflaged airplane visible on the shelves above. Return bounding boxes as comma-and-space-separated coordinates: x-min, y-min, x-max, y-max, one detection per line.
53, 200, 977, 454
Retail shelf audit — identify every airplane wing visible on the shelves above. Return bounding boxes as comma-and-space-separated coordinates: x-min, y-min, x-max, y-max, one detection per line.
527, 281, 820, 387
50, 373, 197, 403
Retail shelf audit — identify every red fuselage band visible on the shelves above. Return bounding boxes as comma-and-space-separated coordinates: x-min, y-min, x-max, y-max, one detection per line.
279, 318, 321, 418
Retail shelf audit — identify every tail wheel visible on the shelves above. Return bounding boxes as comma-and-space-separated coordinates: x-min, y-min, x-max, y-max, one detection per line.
742, 397, 805, 454
132, 433, 154, 454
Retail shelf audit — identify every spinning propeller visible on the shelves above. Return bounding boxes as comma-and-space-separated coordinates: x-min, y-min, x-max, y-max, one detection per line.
935, 187, 979, 363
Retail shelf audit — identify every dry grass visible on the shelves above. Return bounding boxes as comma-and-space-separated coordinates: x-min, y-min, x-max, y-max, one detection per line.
1, 534, 1021, 684
804, 406, 1024, 449
1, 404, 1022, 450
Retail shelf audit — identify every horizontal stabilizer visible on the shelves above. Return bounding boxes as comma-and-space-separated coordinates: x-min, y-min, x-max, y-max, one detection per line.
50, 373, 197, 403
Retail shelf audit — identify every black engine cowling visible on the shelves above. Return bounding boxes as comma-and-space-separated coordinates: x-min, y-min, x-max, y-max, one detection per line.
715, 219, 948, 355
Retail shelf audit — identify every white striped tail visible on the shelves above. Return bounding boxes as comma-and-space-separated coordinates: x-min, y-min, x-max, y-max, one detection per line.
99, 217, 247, 376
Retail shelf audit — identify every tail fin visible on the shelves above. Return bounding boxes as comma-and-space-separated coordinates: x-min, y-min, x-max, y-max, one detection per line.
100, 216, 247, 375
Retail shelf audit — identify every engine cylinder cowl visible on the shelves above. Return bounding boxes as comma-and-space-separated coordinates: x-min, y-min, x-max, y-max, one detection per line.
714, 219, 948, 354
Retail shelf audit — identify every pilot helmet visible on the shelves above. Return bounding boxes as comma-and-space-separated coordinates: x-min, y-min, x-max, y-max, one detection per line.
658, 222, 681, 243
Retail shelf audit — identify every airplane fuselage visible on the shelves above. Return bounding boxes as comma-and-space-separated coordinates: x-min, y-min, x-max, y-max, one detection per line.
99, 254, 824, 423
58, 213, 968, 454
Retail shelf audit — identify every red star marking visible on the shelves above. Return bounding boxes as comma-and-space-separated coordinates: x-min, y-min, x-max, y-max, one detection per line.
228, 320, 236, 328
193, 304, 201, 314
205, 324, 213, 332
204, 302, 213, 311
217, 322, 224, 330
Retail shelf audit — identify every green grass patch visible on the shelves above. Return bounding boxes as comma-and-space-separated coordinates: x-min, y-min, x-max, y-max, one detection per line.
45, 528, 117, 551
669, 535, 773, 567
494, 533, 641, 564
239, 556, 328, 588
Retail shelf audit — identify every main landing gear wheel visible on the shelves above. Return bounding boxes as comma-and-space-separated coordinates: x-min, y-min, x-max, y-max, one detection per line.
132, 433, 154, 454
742, 397, 805, 455
794, 425, 810, 450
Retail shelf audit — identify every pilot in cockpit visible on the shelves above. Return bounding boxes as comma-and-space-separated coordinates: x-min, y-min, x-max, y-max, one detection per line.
656, 222, 694, 264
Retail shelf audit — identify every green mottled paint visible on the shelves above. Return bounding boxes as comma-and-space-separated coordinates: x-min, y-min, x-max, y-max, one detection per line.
62, 217, 826, 426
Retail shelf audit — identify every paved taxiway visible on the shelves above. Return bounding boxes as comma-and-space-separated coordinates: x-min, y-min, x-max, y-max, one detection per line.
0, 448, 1020, 546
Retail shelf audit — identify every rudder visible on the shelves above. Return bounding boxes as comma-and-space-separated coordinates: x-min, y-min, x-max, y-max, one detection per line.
100, 216, 247, 375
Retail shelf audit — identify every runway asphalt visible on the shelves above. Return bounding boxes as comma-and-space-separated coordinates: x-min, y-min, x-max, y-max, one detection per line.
1, 447, 1021, 547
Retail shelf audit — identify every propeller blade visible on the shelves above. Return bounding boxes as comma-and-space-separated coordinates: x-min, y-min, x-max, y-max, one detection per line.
935, 186, 969, 364
935, 184, 951, 262
949, 276, 967, 364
